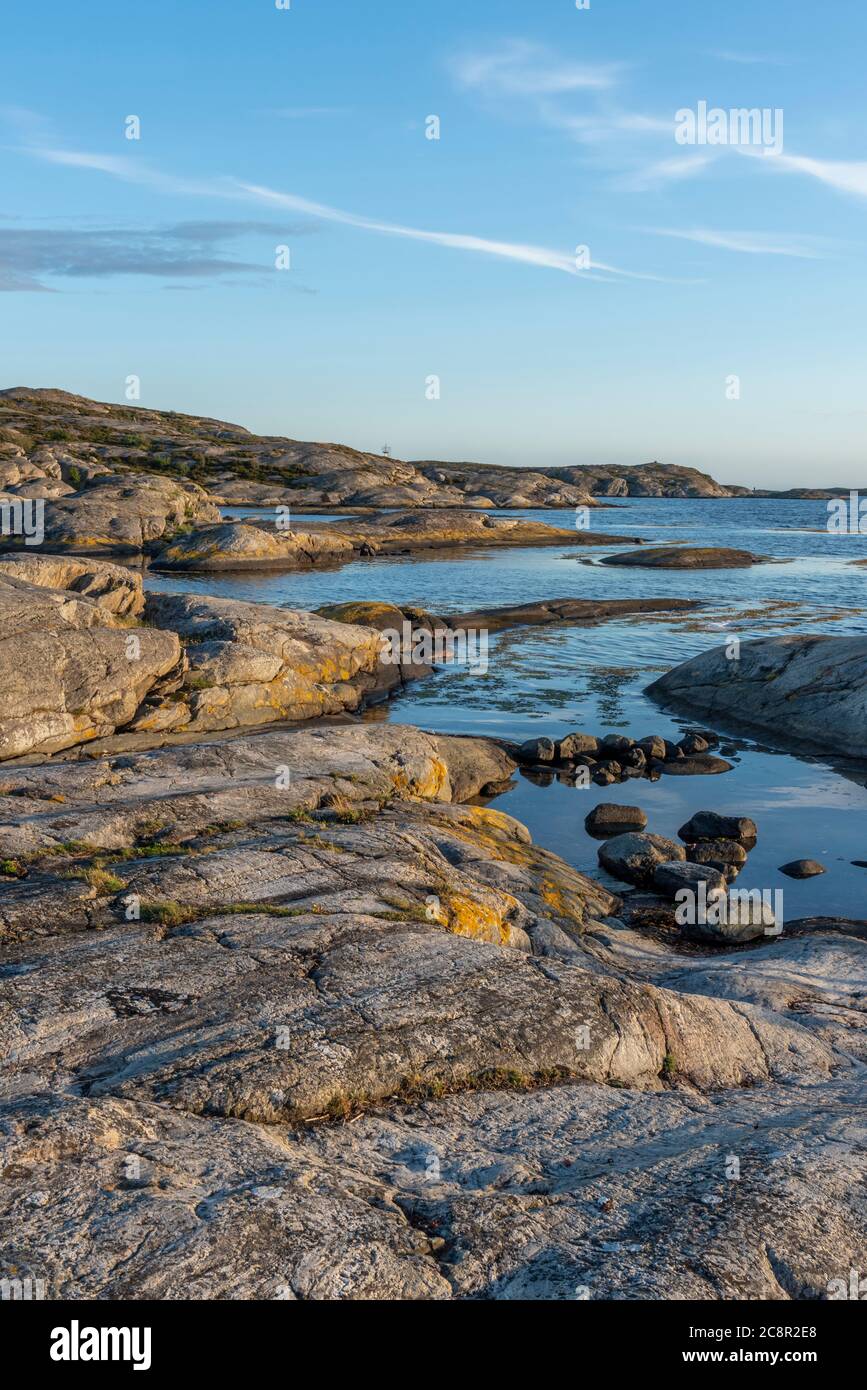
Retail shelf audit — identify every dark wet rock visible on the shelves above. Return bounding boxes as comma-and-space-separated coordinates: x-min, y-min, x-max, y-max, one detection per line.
679, 812, 758, 846
584, 804, 648, 837
558, 732, 599, 760
679, 733, 709, 755
687, 839, 749, 869
658, 754, 733, 776
653, 861, 728, 897
598, 734, 634, 756
592, 769, 618, 786
598, 832, 686, 886
637, 734, 667, 760
663, 740, 684, 760
599, 546, 773, 569
518, 737, 556, 764
621, 747, 647, 770
647, 635, 867, 758
780, 860, 827, 879
328, 509, 635, 553
594, 760, 622, 780
685, 727, 720, 749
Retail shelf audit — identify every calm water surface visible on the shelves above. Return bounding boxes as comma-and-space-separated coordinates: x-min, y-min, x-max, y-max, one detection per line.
147, 499, 867, 920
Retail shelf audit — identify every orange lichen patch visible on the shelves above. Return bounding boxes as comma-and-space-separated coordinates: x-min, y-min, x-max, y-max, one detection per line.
440, 889, 522, 947
539, 878, 586, 927
316, 601, 403, 625
389, 755, 450, 802
459, 805, 530, 843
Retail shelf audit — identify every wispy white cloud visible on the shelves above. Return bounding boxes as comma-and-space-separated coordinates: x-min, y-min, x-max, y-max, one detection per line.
235, 180, 686, 281
709, 49, 788, 66
762, 150, 867, 199
646, 226, 834, 259
451, 39, 621, 96
540, 104, 673, 145
19, 139, 683, 283
614, 153, 715, 192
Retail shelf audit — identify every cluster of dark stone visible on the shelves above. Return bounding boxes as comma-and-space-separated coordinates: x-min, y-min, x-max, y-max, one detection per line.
516, 729, 734, 786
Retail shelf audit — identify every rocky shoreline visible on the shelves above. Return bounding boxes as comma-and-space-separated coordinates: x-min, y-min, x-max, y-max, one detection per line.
1, 394, 866, 1301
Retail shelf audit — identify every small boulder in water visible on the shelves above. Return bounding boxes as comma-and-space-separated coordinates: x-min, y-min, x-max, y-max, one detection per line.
558, 732, 599, 760
599, 733, 634, 756
653, 861, 727, 898
518, 737, 556, 764
779, 859, 826, 879
585, 804, 648, 837
679, 811, 758, 846
599, 832, 685, 886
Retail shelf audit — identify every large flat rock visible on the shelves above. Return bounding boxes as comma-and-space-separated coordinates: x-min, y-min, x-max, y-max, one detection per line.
647, 635, 867, 756
0, 720, 864, 1298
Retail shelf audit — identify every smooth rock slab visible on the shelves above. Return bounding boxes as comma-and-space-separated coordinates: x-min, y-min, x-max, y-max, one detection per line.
599, 546, 771, 569
648, 635, 867, 758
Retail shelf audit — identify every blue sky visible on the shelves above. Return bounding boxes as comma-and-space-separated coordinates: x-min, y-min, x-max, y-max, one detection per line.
1, 0, 866, 485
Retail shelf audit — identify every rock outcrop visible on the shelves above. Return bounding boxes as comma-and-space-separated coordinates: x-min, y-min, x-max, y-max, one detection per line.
648, 636, 867, 757
0, 563, 180, 760
550, 461, 733, 498
0, 567, 388, 760
152, 521, 355, 571
325, 509, 639, 551
0, 723, 863, 1299
0, 553, 144, 616
18, 474, 221, 553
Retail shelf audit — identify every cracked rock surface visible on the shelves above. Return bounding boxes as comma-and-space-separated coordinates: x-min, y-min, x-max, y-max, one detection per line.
1, 722, 865, 1299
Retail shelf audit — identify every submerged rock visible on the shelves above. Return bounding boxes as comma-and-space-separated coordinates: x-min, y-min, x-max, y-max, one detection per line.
599, 545, 772, 569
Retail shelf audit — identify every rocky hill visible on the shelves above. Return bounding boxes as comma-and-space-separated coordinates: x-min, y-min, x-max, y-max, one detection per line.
0, 388, 738, 509
548, 461, 732, 498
